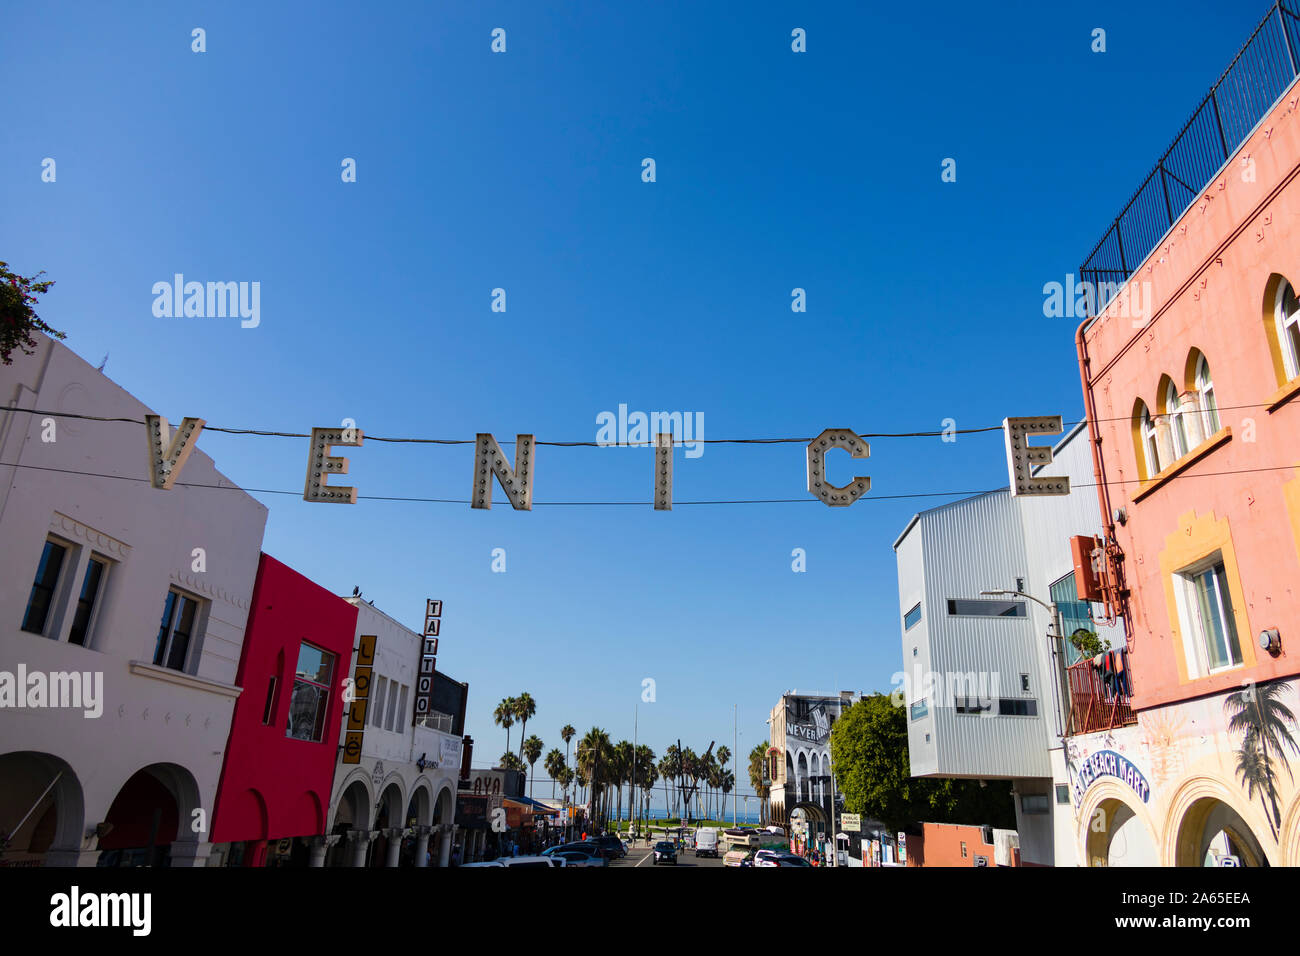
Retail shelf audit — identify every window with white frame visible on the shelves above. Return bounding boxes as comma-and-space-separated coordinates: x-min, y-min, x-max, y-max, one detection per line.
152, 588, 202, 672
1165, 379, 1188, 459
1174, 554, 1243, 675
1139, 402, 1161, 477
385, 680, 400, 731
21, 539, 69, 636
371, 675, 388, 727
67, 556, 109, 647
1195, 355, 1220, 435
1274, 279, 1300, 381
286, 642, 335, 742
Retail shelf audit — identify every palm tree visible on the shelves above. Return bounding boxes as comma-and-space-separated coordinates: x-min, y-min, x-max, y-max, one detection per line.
494, 697, 516, 755
715, 745, 731, 819
577, 727, 611, 827
749, 741, 771, 824
720, 769, 735, 823
544, 748, 566, 799
499, 751, 525, 771
514, 693, 537, 759
611, 740, 634, 826
634, 744, 656, 828
522, 734, 543, 799
561, 723, 576, 771
1224, 680, 1300, 837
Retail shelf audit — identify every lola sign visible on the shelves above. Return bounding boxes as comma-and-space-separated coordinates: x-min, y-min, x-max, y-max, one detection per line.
143, 415, 1069, 507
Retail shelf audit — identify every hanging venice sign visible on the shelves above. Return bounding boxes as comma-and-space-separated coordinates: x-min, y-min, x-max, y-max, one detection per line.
140, 415, 1070, 508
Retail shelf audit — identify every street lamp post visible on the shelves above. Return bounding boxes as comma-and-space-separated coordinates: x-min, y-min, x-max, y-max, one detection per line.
980, 586, 1070, 746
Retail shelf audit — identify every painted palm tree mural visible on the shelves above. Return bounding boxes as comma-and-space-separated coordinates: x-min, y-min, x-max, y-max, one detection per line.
1223, 679, 1300, 840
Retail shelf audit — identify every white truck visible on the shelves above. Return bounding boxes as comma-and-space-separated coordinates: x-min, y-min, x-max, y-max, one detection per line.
694, 827, 719, 858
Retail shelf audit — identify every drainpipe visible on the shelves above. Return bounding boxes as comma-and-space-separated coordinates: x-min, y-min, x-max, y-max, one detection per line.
1075, 314, 1124, 627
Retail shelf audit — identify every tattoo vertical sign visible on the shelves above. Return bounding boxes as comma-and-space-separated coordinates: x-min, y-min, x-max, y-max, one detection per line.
342, 634, 377, 764
413, 600, 441, 724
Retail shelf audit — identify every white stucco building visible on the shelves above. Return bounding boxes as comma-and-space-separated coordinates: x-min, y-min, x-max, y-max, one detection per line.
0, 334, 267, 866
892, 422, 1122, 866
325, 599, 464, 867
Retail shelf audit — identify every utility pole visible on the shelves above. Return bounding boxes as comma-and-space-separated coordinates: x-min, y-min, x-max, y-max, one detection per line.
633, 704, 638, 838
733, 704, 738, 827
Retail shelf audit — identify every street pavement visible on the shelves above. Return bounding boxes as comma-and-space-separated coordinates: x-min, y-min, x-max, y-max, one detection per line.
610, 844, 725, 868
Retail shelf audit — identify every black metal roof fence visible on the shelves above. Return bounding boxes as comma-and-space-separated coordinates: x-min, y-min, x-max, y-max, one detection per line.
1079, 0, 1300, 314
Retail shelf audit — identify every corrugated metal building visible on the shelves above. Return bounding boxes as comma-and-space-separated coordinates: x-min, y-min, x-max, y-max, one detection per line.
892, 422, 1122, 865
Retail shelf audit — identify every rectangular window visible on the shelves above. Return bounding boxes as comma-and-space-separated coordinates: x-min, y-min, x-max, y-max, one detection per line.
960, 842, 967, 858
1020, 673, 1031, 693
262, 677, 278, 725
386, 681, 400, 731
22, 540, 68, 635
946, 598, 1026, 618
1021, 794, 1049, 815
372, 676, 388, 727
397, 684, 409, 728
998, 698, 1038, 717
1055, 784, 1070, 805
909, 699, 929, 721
67, 557, 108, 647
286, 642, 335, 742
153, 589, 200, 672
903, 603, 922, 630
1187, 561, 1242, 671
954, 696, 993, 715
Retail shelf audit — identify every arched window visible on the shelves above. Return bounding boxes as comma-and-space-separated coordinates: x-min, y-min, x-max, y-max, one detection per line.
1135, 401, 1161, 478
1165, 379, 1188, 459
1195, 355, 1219, 435
1274, 279, 1300, 381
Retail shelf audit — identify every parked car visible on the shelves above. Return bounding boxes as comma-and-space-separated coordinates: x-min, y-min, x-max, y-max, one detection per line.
752, 849, 782, 868
772, 853, 811, 867
498, 855, 564, 868
652, 841, 678, 865
584, 835, 626, 860
723, 849, 754, 867
542, 842, 602, 859
460, 860, 506, 867
552, 849, 606, 868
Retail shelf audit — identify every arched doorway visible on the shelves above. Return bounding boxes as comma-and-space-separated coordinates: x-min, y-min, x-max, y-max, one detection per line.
1174, 797, 1269, 867
1085, 798, 1158, 866
371, 781, 404, 867
796, 752, 809, 803
402, 785, 431, 866
327, 779, 371, 867
789, 802, 827, 854
432, 786, 455, 866
0, 752, 84, 866
97, 763, 200, 867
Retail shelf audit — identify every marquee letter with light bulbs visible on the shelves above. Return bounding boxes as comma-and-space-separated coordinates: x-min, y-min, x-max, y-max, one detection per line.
138, 414, 1069, 507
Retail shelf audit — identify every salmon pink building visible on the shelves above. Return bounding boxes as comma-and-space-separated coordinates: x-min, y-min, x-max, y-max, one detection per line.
209, 554, 359, 866
1071, 0, 1300, 866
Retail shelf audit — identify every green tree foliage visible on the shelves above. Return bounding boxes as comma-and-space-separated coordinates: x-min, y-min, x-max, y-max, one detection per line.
1, 262, 63, 366
830, 693, 1015, 833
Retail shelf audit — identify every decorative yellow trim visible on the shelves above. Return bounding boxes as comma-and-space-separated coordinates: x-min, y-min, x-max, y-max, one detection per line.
1262, 273, 1292, 387
1133, 427, 1232, 503
1266, 376, 1300, 412
1284, 467, 1300, 572
1158, 510, 1257, 687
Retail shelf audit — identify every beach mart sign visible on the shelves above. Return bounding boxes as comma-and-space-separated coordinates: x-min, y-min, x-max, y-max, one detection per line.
140, 414, 1070, 509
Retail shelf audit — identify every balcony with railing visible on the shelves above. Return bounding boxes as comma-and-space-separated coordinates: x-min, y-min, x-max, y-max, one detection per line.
1065, 648, 1137, 736
1079, 0, 1300, 314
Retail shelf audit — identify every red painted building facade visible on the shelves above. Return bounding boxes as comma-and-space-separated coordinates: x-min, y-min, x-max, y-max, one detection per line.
210, 554, 359, 866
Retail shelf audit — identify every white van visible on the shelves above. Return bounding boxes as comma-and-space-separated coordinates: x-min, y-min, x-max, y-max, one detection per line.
695, 827, 719, 858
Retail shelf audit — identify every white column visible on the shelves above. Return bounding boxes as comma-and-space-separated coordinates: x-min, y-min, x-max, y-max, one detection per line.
168, 841, 213, 868
414, 827, 431, 867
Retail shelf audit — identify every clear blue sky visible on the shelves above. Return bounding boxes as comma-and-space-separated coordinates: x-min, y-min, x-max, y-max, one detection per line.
4, 0, 1267, 791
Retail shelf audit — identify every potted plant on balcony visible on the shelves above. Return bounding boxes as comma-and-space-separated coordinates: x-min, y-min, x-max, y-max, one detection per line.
1069, 628, 1112, 662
